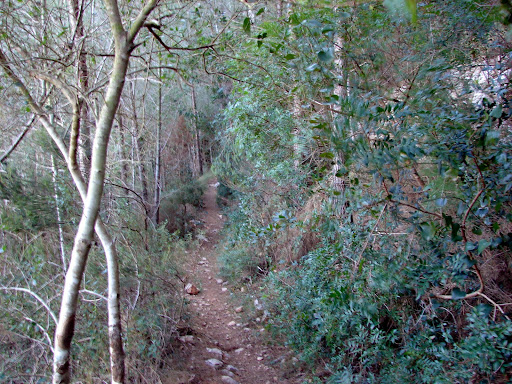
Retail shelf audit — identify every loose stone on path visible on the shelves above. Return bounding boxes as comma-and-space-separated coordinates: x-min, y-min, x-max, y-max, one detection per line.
221, 376, 240, 384
205, 358, 223, 370
166, 180, 298, 384
185, 283, 200, 295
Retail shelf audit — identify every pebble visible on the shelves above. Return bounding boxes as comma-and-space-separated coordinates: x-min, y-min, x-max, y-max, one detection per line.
206, 347, 224, 359
227, 320, 236, 327
205, 358, 223, 369
235, 306, 243, 313
254, 299, 263, 310
226, 365, 239, 373
216, 278, 224, 284
221, 376, 239, 384
178, 335, 194, 344
221, 287, 228, 292
220, 369, 235, 377
234, 348, 244, 354
257, 356, 264, 361
185, 283, 200, 295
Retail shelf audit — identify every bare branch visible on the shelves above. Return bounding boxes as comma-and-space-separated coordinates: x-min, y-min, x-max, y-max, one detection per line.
0, 286, 58, 325
147, 26, 215, 52
30, 71, 81, 169
127, 0, 161, 44
0, 115, 36, 163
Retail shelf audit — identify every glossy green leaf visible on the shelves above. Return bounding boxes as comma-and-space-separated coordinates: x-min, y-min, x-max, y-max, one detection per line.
435, 198, 447, 207
419, 222, 435, 241
243, 17, 251, 35
485, 130, 500, 146
320, 152, 335, 159
490, 105, 503, 118
477, 239, 491, 255
475, 207, 489, 218
465, 242, 477, 251
318, 48, 334, 62
452, 288, 466, 300
472, 227, 482, 235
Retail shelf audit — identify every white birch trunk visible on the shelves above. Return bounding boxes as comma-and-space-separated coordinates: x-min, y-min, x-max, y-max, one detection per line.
0, 1, 159, 382
53, 2, 160, 381
51, 155, 67, 271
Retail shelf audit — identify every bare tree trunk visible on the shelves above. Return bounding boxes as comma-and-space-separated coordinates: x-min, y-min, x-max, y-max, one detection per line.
118, 115, 129, 194
1, 1, 160, 382
68, 0, 92, 176
151, 72, 162, 225
191, 85, 204, 176
53, 43, 130, 384
51, 155, 67, 271
130, 82, 150, 215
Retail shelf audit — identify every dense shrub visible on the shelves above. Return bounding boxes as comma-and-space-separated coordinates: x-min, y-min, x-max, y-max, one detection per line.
0, 209, 190, 382
159, 178, 207, 234
215, 0, 512, 382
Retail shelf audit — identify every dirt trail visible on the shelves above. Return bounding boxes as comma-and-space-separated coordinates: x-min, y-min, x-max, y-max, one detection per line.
163, 181, 300, 384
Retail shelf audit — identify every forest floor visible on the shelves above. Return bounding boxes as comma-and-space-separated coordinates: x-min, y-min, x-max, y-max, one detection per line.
162, 180, 303, 384
162, 180, 301, 384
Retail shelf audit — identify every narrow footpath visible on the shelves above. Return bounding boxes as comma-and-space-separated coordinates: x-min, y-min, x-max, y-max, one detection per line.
163, 181, 301, 384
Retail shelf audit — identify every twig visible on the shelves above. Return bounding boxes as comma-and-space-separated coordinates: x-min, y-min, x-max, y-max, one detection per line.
79, 289, 107, 302
433, 266, 484, 301
476, 292, 511, 321
351, 203, 387, 280
22, 316, 54, 353
0, 286, 58, 325
0, 115, 36, 163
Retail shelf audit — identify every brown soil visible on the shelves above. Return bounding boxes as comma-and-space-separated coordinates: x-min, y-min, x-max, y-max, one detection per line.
162, 181, 303, 384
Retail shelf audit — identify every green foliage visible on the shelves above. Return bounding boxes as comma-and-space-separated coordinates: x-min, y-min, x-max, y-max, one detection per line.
0, 231, 65, 381
0, 166, 59, 231
160, 178, 207, 234
214, 0, 512, 382
0, 202, 190, 382
216, 181, 235, 208
266, 225, 512, 382
120, 225, 192, 379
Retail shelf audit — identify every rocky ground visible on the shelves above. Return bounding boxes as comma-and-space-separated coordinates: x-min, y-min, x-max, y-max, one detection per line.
162, 181, 303, 384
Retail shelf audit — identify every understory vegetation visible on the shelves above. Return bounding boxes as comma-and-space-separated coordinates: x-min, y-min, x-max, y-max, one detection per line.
0, 166, 196, 381
214, 1, 512, 382
1, 0, 512, 382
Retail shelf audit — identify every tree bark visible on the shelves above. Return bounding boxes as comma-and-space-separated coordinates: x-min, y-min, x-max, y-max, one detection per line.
118, 115, 129, 194
68, 0, 92, 176
130, 82, 150, 217
51, 155, 67, 271
151, 71, 162, 225
1, 1, 160, 382
191, 85, 204, 176
53, 29, 131, 384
